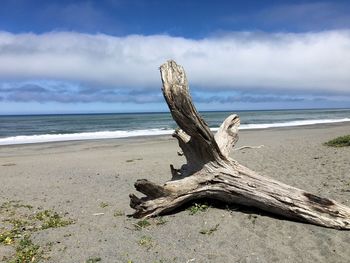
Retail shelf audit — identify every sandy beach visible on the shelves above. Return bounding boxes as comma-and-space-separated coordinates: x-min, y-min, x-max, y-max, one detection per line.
1, 123, 350, 263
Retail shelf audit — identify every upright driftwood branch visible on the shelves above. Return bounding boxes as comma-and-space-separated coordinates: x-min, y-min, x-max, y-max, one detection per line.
160, 61, 225, 165
129, 60, 350, 229
215, 114, 240, 158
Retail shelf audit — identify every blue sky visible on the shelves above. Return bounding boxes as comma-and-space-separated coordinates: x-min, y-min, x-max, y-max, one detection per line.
0, 0, 350, 114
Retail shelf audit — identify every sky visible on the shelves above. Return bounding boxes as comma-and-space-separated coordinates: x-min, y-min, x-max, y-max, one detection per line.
0, 0, 350, 114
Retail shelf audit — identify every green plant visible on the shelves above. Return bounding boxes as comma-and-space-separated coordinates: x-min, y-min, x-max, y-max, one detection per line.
199, 224, 219, 235
1, 200, 33, 210
99, 202, 109, 208
9, 235, 42, 263
154, 216, 167, 225
134, 219, 151, 230
138, 235, 153, 249
1, 219, 32, 245
0, 229, 18, 245
188, 203, 209, 215
35, 210, 73, 229
113, 210, 125, 217
324, 135, 350, 147
1, 201, 73, 262
86, 257, 102, 263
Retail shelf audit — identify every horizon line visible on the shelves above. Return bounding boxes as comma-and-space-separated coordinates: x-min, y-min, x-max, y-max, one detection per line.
1, 106, 349, 117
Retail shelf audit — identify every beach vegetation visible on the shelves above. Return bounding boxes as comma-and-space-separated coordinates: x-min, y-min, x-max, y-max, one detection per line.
199, 224, 219, 235
1, 219, 31, 246
188, 202, 209, 215
138, 235, 153, 249
1, 200, 33, 210
35, 210, 73, 229
324, 135, 350, 147
113, 209, 125, 217
131, 217, 167, 230
134, 219, 151, 230
0, 200, 73, 262
0, 229, 17, 245
86, 257, 102, 263
9, 234, 43, 263
99, 202, 109, 208
154, 216, 167, 225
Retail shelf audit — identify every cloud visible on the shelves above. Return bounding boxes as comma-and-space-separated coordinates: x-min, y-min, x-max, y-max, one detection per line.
0, 81, 163, 103
0, 30, 350, 98
1, 80, 348, 107
192, 94, 306, 104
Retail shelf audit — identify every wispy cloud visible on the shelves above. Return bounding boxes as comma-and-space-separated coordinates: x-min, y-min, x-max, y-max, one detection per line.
223, 2, 350, 31
192, 93, 306, 104
0, 30, 350, 104
1, 80, 349, 107
0, 81, 163, 103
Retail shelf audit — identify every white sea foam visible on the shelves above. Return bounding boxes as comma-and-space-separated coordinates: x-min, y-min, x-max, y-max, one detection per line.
0, 129, 173, 145
239, 118, 350, 130
0, 118, 349, 145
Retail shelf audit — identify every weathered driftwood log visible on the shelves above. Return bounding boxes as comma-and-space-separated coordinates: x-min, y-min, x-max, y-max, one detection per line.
129, 60, 350, 229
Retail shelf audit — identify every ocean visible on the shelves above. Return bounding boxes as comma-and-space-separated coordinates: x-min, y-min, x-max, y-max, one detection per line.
0, 108, 349, 145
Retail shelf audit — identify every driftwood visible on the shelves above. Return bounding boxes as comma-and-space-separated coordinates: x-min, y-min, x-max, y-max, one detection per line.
129, 60, 350, 229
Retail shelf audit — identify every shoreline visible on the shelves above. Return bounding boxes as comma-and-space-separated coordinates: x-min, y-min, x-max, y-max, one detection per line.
1, 120, 350, 148
1, 122, 350, 262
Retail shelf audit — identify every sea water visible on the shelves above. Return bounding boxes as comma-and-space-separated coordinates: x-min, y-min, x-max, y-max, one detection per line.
0, 109, 349, 145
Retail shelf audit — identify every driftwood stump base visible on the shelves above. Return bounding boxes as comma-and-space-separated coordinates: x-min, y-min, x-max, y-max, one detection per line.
129, 60, 350, 229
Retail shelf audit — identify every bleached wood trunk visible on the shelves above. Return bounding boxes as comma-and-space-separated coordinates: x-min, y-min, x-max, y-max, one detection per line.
129, 60, 350, 229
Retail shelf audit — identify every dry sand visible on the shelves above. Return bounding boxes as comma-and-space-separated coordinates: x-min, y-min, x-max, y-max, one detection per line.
1, 123, 350, 263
